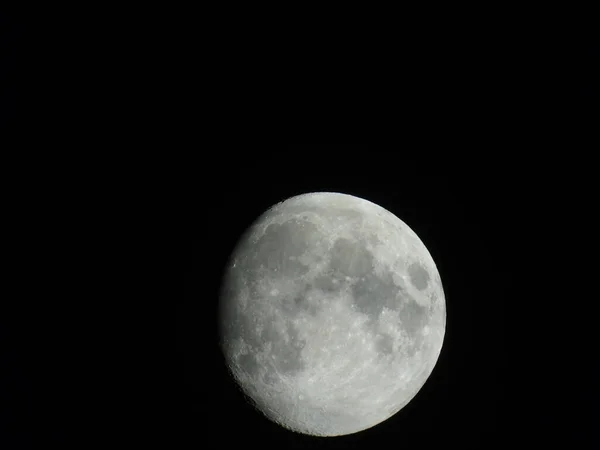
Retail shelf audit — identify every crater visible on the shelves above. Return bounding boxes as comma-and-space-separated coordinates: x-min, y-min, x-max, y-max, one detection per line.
407, 262, 430, 291
250, 318, 307, 376
262, 368, 279, 385
220, 304, 263, 350
227, 310, 308, 377
237, 352, 260, 376
270, 323, 306, 374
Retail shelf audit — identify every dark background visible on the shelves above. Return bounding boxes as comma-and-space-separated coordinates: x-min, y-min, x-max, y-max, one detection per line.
1, 12, 598, 449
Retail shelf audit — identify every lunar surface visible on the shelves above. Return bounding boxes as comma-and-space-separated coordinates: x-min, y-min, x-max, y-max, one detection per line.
218, 192, 446, 436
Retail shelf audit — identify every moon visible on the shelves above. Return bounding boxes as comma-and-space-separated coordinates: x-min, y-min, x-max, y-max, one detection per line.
218, 192, 446, 436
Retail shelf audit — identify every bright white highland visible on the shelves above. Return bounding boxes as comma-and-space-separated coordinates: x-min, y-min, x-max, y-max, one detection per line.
219, 192, 446, 436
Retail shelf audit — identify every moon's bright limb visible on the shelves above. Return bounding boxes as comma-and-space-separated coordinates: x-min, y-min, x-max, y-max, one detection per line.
218, 192, 446, 436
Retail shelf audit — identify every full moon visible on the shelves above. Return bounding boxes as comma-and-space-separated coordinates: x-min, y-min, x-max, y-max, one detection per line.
218, 192, 446, 436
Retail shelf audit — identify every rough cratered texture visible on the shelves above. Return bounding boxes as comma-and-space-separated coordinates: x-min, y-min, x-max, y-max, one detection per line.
219, 192, 446, 437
